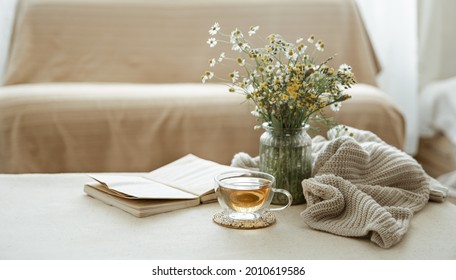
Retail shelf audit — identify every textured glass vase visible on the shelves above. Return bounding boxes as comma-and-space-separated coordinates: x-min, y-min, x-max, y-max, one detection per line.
259, 123, 312, 205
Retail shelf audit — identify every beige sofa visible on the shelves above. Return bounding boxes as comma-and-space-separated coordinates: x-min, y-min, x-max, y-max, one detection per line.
0, 0, 404, 173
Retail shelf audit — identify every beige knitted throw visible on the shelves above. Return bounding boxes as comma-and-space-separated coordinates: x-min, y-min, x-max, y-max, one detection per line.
231, 126, 448, 249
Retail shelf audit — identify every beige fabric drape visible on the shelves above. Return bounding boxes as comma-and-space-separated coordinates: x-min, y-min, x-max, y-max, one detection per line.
3, 0, 380, 86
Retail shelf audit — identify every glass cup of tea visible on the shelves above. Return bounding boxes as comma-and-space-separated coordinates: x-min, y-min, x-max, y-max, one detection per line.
214, 170, 293, 220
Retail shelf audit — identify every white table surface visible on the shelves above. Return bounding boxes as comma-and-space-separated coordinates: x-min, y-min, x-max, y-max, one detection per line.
1, 173, 456, 260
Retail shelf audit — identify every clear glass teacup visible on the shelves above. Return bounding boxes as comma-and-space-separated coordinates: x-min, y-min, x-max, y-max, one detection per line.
214, 170, 293, 220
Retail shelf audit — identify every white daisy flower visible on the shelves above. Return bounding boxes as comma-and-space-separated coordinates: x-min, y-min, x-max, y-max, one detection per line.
209, 58, 216, 67
298, 44, 308, 55
218, 52, 225, 62
229, 70, 239, 83
232, 43, 242, 52
201, 71, 214, 83
330, 102, 342, 112
236, 57, 245, 66
307, 34, 315, 43
316, 40, 324, 52
242, 78, 250, 86
251, 110, 260, 118
248, 25, 259, 36
285, 49, 298, 60
336, 83, 346, 91
338, 64, 352, 74
209, 22, 221, 35
207, 37, 217, 47
230, 28, 244, 44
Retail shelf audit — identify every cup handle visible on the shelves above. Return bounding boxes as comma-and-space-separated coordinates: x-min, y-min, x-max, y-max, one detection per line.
268, 188, 293, 212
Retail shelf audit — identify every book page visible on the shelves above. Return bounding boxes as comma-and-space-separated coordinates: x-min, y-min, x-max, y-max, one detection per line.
84, 184, 200, 217
88, 174, 197, 199
143, 154, 243, 197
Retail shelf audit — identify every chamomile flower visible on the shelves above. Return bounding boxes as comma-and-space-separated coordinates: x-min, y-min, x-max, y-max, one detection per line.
338, 64, 352, 74
297, 44, 308, 55
316, 40, 324, 52
248, 25, 259, 36
336, 83, 346, 91
209, 58, 216, 67
218, 52, 226, 62
330, 102, 342, 112
307, 34, 315, 43
251, 110, 260, 118
241, 78, 251, 87
232, 41, 249, 53
201, 71, 214, 83
236, 57, 245, 66
230, 28, 244, 44
229, 70, 239, 82
206, 37, 217, 48
209, 22, 221, 35
285, 49, 298, 60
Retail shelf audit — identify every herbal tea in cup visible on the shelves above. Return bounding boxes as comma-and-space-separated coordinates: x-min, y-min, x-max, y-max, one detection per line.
214, 170, 292, 220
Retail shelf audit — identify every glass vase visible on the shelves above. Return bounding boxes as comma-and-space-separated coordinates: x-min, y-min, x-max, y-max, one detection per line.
259, 123, 312, 205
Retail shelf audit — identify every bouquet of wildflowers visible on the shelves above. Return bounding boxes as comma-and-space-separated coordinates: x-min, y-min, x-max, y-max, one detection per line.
202, 23, 356, 130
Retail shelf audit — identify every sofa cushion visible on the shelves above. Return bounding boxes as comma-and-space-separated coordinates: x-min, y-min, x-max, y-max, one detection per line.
0, 83, 261, 172
0, 83, 404, 173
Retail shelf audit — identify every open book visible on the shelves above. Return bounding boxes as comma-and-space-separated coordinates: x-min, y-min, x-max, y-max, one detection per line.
84, 154, 243, 217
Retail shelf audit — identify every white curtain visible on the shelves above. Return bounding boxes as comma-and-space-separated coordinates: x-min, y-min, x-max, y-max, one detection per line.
355, 0, 419, 154
417, 0, 456, 150
418, 0, 456, 89
0, 0, 17, 84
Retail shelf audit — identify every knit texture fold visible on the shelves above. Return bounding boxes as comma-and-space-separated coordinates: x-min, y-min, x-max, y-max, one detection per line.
231, 126, 448, 248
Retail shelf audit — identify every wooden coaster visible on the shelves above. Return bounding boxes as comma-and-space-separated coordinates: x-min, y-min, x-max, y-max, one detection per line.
213, 211, 276, 229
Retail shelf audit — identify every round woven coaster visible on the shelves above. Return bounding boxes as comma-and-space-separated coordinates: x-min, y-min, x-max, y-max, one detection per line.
213, 211, 276, 229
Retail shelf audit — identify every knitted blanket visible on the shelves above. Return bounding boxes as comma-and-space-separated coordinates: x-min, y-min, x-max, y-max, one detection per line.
231, 126, 448, 248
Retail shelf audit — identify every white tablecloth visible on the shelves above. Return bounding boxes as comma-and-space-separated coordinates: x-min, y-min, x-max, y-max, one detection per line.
1, 173, 455, 259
